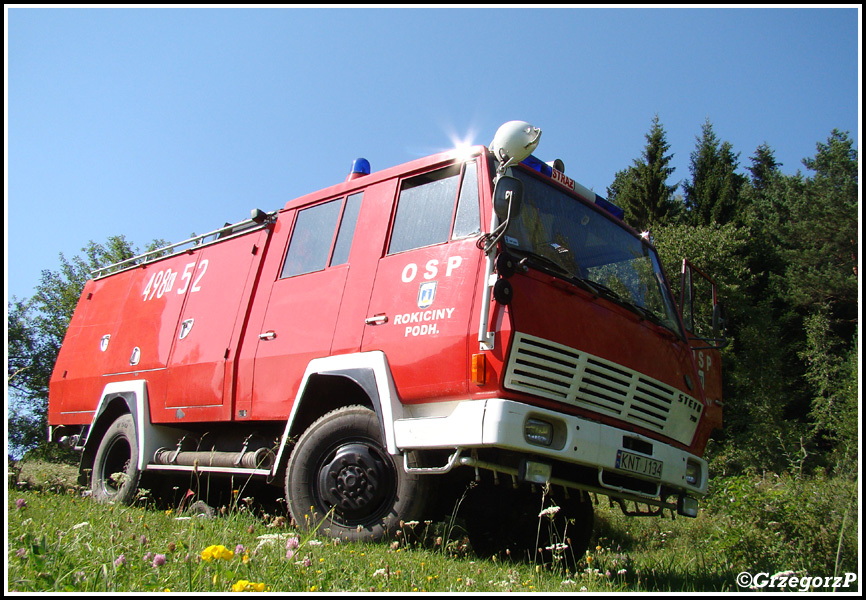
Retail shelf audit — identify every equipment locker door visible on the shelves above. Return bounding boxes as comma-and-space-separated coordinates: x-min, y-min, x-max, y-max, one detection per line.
161, 228, 270, 422
361, 160, 483, 403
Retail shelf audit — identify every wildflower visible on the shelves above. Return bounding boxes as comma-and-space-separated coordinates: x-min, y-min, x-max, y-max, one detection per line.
139, 534, 148, 546
144, 552, 153, 563
286, 536, 300, 550
15, 498, 26, 510
538, 505, 560, 518
235, 544, 246, 555
115, 554, 126, 567
232, 580, 267, 592
303, 557, 312, 567
545, 542, 569, 551
285, 549, 295, 560
152, 554, 167, 568
201, 544, 234, 561
16, 548, 27, 558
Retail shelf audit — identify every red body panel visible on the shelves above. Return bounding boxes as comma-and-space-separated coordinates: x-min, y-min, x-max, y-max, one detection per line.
511, 270, 696, 397
361, 238, 482, 403
49, 227, 270, 425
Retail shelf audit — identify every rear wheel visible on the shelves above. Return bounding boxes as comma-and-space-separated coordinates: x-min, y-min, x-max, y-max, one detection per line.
286, 405, 430, 541
91, 414, 141, 504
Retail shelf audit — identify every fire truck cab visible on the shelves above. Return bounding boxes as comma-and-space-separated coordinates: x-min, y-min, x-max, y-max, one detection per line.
48, 121, 726, 558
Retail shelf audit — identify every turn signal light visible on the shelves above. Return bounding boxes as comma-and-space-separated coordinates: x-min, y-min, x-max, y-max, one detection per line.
471, 353, 486, 385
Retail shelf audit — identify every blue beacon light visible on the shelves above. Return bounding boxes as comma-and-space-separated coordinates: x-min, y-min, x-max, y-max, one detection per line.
346, 158, 371, 181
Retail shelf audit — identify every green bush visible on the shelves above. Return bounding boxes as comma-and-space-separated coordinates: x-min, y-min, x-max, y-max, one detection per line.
705, 472, 858, 575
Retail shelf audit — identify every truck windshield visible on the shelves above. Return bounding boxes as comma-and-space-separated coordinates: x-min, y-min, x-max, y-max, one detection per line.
504, 170, 684, 337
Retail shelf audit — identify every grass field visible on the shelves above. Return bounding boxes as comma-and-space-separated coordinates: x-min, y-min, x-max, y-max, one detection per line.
6, 453, 859, 593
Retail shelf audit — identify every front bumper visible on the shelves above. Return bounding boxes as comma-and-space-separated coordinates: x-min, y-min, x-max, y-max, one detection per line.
393, 398, 707, 510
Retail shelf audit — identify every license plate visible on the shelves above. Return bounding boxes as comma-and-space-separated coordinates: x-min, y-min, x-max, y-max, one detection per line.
616, 450, 663, 479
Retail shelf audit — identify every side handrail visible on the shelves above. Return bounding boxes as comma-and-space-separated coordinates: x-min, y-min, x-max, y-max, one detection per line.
91, 209, 274, 280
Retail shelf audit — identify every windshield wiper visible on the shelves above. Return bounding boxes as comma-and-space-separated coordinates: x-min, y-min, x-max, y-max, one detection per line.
585, 280, 671, 330
513, 252, 600, 295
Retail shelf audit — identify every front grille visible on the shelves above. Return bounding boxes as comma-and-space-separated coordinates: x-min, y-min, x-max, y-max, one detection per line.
504, 332, 699, 445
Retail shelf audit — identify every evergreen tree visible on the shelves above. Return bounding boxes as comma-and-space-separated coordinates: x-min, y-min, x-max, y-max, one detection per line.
780, 130, 858, 317
683, 119, 747, 226
606, 115, 680, 230
747, 142, 782, 192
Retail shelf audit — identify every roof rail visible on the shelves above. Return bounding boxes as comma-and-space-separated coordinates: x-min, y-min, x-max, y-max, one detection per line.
91, 209, 275, 280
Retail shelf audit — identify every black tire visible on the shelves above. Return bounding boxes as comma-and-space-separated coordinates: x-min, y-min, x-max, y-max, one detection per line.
91, 413, 141, 504
285, 405, 430, 542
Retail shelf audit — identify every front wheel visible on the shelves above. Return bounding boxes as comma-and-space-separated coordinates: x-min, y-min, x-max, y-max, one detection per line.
91, 413, 141, 504
285, 405, 430, 542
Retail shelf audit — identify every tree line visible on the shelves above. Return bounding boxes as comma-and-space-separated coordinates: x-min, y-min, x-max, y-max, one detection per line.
8, 118, 859, 477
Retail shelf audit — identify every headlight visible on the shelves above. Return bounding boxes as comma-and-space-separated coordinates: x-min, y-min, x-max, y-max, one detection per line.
685, 459, 702, 487
525, 418, 554, 447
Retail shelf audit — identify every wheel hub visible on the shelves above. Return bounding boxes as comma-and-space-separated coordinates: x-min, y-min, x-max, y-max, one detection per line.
318, 443, 393, 519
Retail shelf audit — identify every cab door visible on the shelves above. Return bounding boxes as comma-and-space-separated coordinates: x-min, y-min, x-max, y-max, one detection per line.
244, 192, 365, 418
361, 159, 483, 403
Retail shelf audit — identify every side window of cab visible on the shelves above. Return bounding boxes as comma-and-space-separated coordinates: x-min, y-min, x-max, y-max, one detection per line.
387, 160, 479, 255
280, 191, 364, 278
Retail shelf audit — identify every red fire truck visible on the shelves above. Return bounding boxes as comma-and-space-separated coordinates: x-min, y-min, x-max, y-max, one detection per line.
48, 121, 726, 558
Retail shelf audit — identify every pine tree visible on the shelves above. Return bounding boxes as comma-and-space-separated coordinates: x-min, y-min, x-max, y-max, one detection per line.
683, 119, 747, 226
781, 129, 858, 317
747, 142, 781, 192
606, 115, 680, 230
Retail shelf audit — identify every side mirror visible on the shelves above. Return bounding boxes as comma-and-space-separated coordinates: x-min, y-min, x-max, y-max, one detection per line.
493, 175, 523, 222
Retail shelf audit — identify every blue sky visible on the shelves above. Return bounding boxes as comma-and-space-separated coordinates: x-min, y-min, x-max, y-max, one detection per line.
5, 6, 861, 304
